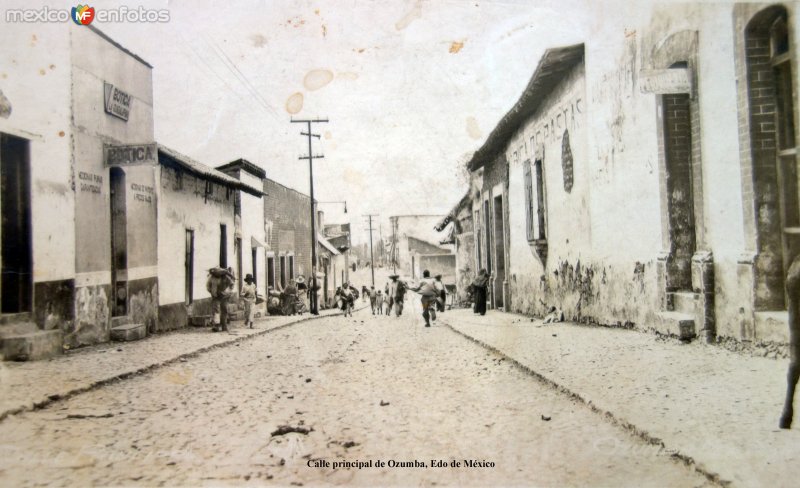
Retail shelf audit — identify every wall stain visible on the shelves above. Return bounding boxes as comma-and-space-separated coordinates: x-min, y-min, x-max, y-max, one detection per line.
304, 69, 334, 91
449, 40, 465, 53
250, 34, 268, 48
285, 92, 304, 114
466, 116, 481, 139
396, 2, 422, 30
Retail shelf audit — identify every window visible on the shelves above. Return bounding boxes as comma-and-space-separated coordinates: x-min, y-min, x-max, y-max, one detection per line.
534, 159, 547, 240
474, 208, 482, 270
251, 247, 257, 286
279, 255, 286, 288
219, 224, 227, 268
185, 229, 194, 304
524, 160, 535, 241
267, 256, 275, 289
484, 199, 492, 274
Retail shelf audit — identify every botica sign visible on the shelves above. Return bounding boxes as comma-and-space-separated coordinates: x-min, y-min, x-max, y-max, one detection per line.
104, 82, 131, 121
104, 143, 158, 167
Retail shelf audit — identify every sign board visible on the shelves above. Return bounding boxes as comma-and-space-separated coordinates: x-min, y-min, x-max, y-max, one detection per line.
639, 68, 693, 95
104, 82, 131, 121
104, 143, 158, 167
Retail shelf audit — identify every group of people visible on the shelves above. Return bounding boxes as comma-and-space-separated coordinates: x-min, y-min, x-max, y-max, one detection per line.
367, 273, 409, 316
205, 265, 478, 332
363, 271, 448, 327
206, 267, 322, 332
334, 283, 359, 317
205, 266, 260, 332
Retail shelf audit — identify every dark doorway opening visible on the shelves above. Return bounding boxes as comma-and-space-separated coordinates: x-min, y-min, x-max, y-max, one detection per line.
1, 133, 32, 314
493, 194, 506, 309
251, 247, 257, 286
110, 167, 128, 317
663, 92, 696, 291
219, 224, 227, 268
185, 229, 194, 304
267, 256, 275, 289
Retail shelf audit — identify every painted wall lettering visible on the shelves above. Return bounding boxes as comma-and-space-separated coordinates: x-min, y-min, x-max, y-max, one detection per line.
131, 183, 154, 203
78, 171, 103, 193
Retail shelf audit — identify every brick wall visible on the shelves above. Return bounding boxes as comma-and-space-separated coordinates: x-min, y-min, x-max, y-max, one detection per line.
736, 6, 786, 311
263, 179, 313, 284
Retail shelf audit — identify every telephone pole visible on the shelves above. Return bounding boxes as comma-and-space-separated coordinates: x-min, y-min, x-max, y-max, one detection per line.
292, 117, 328, 315
363, 214, 379, 287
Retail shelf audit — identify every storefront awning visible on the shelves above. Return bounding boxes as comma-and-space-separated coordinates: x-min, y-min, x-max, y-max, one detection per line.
251, 236, 268, 248
317, 233, 341, 255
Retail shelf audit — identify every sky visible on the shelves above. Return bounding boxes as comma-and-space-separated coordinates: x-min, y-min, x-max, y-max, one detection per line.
5, 0, 667, 244
90, 0, 595, 245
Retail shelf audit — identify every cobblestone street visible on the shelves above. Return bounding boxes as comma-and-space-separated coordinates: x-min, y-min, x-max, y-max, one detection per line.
0, 304, 710, 487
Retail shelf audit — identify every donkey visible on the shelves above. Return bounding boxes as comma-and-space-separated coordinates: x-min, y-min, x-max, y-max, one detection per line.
780, 258, 800, 429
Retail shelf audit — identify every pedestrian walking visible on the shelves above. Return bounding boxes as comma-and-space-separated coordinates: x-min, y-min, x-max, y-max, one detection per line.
434, 274, 447, 313
410, 269, 438, 327
362, 285, 368, 302
207, 267, 235, 332
382, 290, 391, 315
470, 269, 489, 316
241, 274, 257, 328
384, 282, 392, 315
394, 275, 408, 317
375, 290, 386, 315
369, 286, 378, 315
278, 279, 298, 316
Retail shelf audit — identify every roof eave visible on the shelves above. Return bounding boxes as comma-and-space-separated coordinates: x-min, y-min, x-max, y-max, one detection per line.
466, 43, 584, 172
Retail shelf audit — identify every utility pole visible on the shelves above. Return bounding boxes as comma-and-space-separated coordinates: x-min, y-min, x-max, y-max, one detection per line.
292, 117, 328, 315
363, 214, 379, 287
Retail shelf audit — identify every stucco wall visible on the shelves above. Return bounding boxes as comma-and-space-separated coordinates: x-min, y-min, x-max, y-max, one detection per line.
157, 165, 235, 328
68, 26, 156, 344
0, 23, 75, 331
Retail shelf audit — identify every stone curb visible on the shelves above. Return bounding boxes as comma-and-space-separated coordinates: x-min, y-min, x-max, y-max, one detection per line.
0, 305, 368, 423
438, 317, 729, 487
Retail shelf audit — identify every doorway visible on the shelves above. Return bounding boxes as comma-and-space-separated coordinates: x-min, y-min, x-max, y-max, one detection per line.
493, 194, 506, 309
109, 167, 128, 317
1, 133, 32, 314
185, 229, 194, 304
662, 92, 696, 291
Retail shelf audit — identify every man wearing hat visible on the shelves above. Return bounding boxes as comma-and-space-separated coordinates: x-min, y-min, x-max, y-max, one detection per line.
387, 274, 407, 317
241, 273, 258, 328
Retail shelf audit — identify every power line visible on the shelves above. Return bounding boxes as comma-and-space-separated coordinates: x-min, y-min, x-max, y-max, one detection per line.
202, 34, 280, 120
292, 117, 329, 315
363, 214, 379, 287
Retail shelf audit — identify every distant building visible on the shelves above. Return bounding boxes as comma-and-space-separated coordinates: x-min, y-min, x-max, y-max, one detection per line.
388, 215, 453, 279
263, 178, 313, 293
435, 192, 474, 303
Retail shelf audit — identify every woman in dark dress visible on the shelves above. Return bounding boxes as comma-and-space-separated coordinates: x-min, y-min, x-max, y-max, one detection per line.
471, 269, 489, 316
